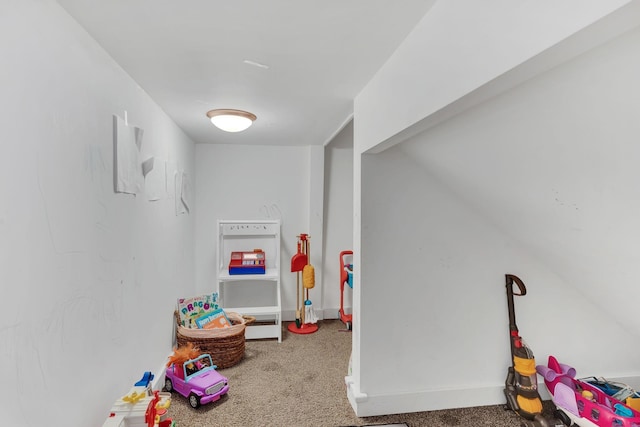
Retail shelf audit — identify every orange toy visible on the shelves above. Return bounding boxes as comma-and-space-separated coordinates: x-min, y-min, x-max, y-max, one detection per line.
166, 342, 201, 370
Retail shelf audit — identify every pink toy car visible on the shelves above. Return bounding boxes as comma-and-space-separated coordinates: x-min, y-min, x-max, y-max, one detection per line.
537, 355, 640, 427
164, 354, 229, 408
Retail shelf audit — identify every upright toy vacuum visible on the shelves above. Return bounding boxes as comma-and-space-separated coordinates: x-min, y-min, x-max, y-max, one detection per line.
504, 274, 558, 427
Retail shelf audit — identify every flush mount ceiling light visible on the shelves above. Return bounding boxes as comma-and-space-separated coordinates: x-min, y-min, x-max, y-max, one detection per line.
206, 109, 257, 133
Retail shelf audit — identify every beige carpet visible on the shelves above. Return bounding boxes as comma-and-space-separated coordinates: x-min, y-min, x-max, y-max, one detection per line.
167, 319, 550, 426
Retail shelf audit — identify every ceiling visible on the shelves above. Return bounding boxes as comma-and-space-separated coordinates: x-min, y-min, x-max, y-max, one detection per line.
55, 0, 436, 146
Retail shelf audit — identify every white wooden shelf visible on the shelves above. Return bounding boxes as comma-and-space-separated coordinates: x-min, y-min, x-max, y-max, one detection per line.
223, 306, 280, 316
217, 268, 279, 282
216, 220, 282, 342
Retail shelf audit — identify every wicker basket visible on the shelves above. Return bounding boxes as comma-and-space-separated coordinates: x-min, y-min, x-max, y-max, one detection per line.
174, 311, 255, 369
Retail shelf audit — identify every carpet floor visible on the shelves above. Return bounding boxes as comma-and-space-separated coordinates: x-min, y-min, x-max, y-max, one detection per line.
167, 319, 554, 426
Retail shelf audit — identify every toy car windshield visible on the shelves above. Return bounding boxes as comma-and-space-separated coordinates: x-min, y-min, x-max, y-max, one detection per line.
183, 354, 216, 381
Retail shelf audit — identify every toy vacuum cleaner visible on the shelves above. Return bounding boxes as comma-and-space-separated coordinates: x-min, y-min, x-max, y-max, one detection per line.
504, 274, 558, 427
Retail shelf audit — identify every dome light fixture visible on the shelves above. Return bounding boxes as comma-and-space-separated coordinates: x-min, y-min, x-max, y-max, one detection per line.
206, 109, 257, 133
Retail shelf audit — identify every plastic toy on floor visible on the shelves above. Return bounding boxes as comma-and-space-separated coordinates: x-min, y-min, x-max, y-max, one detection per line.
502, 274, 560, 427
584, 377, 640, 412
145, 391, 175, 427
537, 355, 640, 426
103, 372, 174, 427
164, 343, 229, 409
288, 233, 318, 334
339, 250, 353, 330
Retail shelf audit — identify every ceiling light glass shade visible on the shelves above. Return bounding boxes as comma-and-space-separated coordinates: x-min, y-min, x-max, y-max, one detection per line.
206, 109, 257, 132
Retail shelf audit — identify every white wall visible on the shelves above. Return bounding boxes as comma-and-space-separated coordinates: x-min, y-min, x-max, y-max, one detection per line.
400, 24, 640, 363
190, 128, 354, 324
355, 146, 637, 414
0, 2, 196, 425
349, 1, 640, 418
323, 121, 355, 318
355, 0, 634, 154
194, 144, 325, 320
354, 145, 640, 415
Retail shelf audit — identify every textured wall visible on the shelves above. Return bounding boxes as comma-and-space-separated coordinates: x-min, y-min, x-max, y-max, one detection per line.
0, 2, 196, 425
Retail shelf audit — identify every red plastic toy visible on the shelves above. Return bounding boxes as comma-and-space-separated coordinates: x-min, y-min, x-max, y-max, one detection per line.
145, 391, 174, 427
339, 250, 353, 330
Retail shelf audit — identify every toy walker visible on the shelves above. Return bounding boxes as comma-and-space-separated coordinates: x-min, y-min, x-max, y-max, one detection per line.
339, 250, 353, 330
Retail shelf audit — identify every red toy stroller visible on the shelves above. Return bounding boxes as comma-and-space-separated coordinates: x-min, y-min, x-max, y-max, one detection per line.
339, 250, 353, 330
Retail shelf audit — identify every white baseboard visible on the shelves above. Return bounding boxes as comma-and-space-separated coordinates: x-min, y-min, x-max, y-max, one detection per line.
345, 375, 640, 417
322, 308, 341, 319
346, 379, 508, 417
151, 358, 169, 391
281, 308, 341, 321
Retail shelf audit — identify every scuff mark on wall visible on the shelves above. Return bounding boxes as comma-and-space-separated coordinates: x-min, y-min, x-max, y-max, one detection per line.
36, 165, 85, 255
260, 203, 282, 219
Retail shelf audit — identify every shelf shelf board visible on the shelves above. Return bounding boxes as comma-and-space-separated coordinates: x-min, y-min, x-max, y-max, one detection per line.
218, 268, 279, 281
224, 306, 280, 316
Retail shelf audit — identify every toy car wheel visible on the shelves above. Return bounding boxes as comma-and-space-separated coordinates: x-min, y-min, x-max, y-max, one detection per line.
164, 378, 173, 393
553, 409, 572, 426
189, 393, 200, 409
